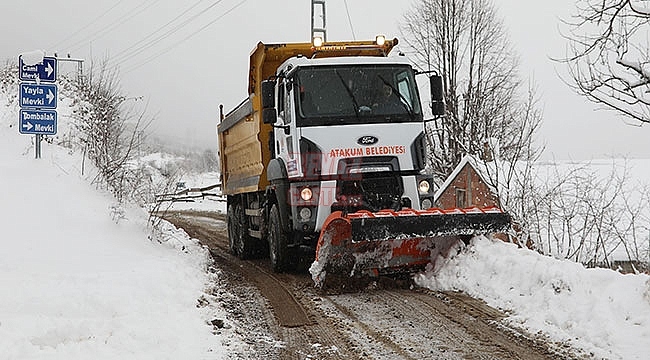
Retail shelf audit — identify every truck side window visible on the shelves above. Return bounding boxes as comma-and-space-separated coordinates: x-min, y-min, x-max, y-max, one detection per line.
396, 72, 412, 108
395, 70, 421, 113
285, 82, 294, 158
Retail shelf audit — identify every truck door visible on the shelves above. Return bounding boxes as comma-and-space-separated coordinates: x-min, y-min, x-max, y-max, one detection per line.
275, 78, 301, 178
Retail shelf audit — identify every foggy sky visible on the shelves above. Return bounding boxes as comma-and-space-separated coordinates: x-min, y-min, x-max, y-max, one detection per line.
1, 0, 647, 159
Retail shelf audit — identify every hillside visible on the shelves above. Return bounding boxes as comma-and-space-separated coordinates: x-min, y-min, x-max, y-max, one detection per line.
0, 63, 239, 359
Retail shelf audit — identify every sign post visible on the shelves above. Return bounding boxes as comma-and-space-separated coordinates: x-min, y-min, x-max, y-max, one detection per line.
18, 54, 58, 159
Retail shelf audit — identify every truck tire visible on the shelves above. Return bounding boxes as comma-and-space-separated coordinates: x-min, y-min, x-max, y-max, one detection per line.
228, 203, 254, 259
268, 204, 289, 272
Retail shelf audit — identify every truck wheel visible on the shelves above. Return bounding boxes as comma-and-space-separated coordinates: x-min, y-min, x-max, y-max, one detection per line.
268, 204, 289, 272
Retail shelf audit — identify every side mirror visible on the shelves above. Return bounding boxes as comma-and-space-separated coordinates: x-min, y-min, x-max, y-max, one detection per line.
261, 80, 276, 109
429, 75, 445, 116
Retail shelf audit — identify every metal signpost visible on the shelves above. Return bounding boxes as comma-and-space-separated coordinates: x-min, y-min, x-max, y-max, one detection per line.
18, 55, 58, 159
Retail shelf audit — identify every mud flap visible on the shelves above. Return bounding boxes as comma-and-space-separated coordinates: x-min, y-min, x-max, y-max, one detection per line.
310, 207, 511, 289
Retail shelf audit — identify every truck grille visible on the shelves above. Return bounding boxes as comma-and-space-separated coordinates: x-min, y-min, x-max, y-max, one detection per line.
333, 175, 404, 213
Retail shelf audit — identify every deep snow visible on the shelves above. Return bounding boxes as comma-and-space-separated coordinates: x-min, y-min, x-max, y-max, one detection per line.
416, 237, 650, 359
0, 87, 235, 358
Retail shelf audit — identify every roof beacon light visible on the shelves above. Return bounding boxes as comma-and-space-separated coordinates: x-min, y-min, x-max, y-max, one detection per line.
313, 36, 324, 47
375, 35, 386, 46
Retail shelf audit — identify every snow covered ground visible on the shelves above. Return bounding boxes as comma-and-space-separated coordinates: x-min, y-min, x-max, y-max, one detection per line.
417, 237, 650, 359
0, 90, 239, 358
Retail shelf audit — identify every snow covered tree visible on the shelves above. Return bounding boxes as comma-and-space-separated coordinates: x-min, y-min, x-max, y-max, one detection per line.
399, 0, 543, 243
562, 0, 650, 124
71, 58, 151, 203
399, 0, 542, 185
528, 159, 650, 272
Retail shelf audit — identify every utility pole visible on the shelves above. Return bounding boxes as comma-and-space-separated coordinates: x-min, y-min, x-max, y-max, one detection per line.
311, 0, 327, 42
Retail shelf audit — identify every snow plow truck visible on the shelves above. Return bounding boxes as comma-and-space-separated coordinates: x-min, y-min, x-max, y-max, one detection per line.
217, 36, 511, 288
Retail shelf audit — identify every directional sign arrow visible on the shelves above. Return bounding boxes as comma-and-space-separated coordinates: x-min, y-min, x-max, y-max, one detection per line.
46, 89, 55, 104
46, 62, 54, 78
19, 109, 57, 135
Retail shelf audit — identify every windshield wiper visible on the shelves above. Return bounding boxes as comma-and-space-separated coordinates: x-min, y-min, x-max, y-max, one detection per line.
335, 70, 360, 119
377, 75, 415, 120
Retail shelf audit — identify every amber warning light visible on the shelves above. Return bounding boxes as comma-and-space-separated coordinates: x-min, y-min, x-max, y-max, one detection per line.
311, 35, 391, 50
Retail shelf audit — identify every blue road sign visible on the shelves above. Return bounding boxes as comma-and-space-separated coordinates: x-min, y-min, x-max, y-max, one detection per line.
19, 56, 57, 82
19, 83, 57, 109
19, 109, 57, 135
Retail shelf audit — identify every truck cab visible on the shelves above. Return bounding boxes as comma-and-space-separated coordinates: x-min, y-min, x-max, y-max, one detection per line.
262, 55, 435, 265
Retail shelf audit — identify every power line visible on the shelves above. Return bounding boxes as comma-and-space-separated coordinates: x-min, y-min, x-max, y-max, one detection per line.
49, 0, 126, 50
111, 0, 208, 60
66, 0, 160, 53
123, 0, 246, 73
123, 0, 248, 74
49, 0, 246, 76
343, 0, 356, 40
113, 0, 226, 65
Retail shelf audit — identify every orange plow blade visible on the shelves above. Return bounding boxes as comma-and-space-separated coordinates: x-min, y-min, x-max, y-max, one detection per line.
309, 207, 511, 289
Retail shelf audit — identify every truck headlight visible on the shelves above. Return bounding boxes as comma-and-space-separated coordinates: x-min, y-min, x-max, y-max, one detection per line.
300, 187, 313, 201
418, 179, 430, 194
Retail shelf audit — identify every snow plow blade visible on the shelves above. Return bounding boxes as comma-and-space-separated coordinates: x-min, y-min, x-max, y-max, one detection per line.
310, 207, 511, 289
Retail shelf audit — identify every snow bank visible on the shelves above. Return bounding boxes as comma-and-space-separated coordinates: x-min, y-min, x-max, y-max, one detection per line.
415, 236, 650, 359
0, 82, 226, 359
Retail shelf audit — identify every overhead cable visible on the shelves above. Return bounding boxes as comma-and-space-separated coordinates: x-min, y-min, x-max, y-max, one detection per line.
49, 0, 126, 50
122, 0, 248, 74
66, 0, 159, 53
343, 0, 356, 40
114, 0, 227, 64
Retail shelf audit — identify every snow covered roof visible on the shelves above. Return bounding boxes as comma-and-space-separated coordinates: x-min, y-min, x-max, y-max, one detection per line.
433, 154, 499, 203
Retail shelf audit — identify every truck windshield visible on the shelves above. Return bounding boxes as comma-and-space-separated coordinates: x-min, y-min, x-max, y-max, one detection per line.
295, 65, 423, 126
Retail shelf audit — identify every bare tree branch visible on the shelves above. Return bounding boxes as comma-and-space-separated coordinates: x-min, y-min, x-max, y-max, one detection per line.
560, 0, 650, 123
400, 0, 543, 239
71, 57, 154, 204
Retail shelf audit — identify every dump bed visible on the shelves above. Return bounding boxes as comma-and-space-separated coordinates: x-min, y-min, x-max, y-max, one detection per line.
218, 98, 266, 195
217, 39, 398, 196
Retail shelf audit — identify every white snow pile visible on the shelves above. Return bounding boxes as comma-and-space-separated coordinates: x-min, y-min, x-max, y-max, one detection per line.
0, 75, 232, 359
19, 50, 46, 66
416, 236, 650, 360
